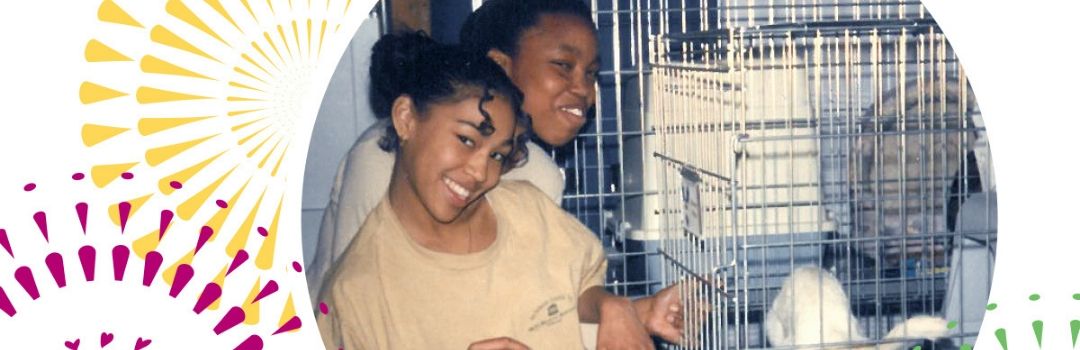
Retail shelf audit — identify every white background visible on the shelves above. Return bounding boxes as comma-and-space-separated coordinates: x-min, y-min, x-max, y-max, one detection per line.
1, 0, 1078, 348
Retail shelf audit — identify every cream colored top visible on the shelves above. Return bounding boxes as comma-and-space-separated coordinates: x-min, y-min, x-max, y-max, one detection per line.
316, 181, 603, 350
306, 120, 565, 300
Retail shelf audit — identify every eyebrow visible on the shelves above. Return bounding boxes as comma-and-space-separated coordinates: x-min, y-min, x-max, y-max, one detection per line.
557, 44, 601, 66
456, 119, 488, 132
455, 119, 516, 147
557, 43, 580, 55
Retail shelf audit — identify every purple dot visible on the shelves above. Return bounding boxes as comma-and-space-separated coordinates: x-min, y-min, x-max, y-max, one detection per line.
121, 172, 134, 180
292, 261, 302, 272
215, 200, 228, 208
72, 173, 85, 180
169, 181, 182, 189
23, 183, 36, 191
257, 227, 268, 237
319, 302, 329, 315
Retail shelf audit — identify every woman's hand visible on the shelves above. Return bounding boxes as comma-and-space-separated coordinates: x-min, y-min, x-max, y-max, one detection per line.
631, 284, 685, 345
633, 279, 719, 346
467, 337, 530, 350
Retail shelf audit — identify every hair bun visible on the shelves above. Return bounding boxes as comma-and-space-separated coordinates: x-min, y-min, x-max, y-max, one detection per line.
369, 31, 441, 118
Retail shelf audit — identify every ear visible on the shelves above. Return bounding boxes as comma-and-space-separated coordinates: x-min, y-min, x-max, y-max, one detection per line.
390, 95, 419, 142
486, 48, 513, 75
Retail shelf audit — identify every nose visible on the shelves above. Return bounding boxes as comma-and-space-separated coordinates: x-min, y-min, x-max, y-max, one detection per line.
570, 70, 594, 102
464, 152, 489, 184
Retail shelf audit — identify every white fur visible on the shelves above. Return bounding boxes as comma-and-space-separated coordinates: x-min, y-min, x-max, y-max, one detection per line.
766, 266, 948, 349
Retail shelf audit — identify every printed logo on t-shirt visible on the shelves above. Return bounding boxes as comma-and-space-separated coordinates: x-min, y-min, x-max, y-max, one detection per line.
528, 294, 576, 332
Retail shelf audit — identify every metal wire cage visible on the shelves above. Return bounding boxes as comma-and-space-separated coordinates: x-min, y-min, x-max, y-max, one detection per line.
564, 1, 995, 348
652, 17, 994, 350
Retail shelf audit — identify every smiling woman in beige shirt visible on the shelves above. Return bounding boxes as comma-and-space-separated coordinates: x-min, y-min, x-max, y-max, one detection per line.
316, 32, 689, 349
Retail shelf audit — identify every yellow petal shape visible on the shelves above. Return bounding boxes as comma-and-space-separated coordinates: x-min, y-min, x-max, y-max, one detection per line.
166, 0, 228, 45
98, 0, 143, 28
145, 134, 218, 166
80, 82, 127, 104
226, 96, 261, 102
318, 20, 327, 56
238, 126, 270, 145
137, 116, 212, 136
229, 80, 263, 92
233, 66, 268, 84
254, 195, 283, 270
271, 145, 289, 176
159, 151, 224, 195
239, 0, 257, 22
81, 124, 130, 147
132, 229, 161, 259
230, 117, 264, 132
136, 86, 210, 104
243, 278, 262, 324
203, 179, 249, 239
278, 294, 297, 333
150, 25, 220, 62
226, 188, 266, 257
206, 265, 230, 310
258, 139, 282, 168
205, 0, 242, 30
177, 166, 235, 220
162, 250, 195, 285
140, 56, 211, 80
85, 39, 132, 62
109, 194, 152, 226
91, 162, 138, 188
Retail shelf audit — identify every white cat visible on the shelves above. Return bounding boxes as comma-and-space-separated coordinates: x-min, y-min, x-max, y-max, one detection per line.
766, 266, 948, 349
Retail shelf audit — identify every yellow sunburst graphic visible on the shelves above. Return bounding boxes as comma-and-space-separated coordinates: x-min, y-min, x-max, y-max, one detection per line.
75, 0, 372, 339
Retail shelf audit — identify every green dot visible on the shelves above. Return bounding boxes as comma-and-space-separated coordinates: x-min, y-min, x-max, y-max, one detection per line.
1073, 293, 1080, 300
948, 321, 958, 329
987, 303, 998, 310
912, 346, 921, 350
960, 344, 973, 350
1030, 294, 1041, 301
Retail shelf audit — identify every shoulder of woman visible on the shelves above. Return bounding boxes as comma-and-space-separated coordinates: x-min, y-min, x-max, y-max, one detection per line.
489, 180, 563, 221
491, 181, 580, 225
491, 180, 547, 202
502, 141, 565, 201
492, 181, 595, 242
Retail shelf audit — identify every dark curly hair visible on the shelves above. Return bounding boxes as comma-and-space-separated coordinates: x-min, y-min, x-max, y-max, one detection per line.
368, 31, 531, 171
459, 0, 595, 58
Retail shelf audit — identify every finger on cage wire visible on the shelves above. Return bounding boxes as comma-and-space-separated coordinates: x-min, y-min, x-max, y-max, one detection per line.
676, 276, 719, 313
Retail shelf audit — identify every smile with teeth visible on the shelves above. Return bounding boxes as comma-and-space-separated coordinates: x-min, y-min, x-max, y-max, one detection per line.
443, 177, 471, 199
560, 106, 584, 118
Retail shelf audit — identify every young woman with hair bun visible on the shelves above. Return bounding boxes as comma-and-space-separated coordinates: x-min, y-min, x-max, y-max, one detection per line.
312, 1, 696, 348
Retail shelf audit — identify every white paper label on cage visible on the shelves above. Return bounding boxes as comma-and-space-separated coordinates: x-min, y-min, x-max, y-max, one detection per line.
681, 167, 703, 241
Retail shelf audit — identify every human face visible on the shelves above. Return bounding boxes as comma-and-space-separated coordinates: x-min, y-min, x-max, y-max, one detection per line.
504, 14, 598, 147
393, 94, 522, 224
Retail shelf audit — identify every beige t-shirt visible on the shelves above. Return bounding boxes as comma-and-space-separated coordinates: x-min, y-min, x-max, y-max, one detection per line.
316, 181, 604, 350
